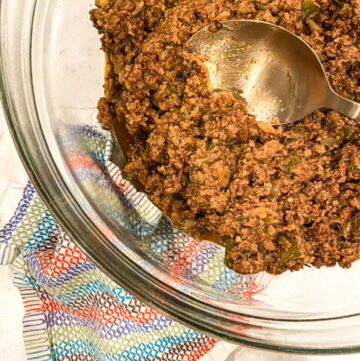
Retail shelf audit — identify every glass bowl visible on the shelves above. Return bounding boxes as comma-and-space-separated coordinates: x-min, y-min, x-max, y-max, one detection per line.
2, 0, 360, 354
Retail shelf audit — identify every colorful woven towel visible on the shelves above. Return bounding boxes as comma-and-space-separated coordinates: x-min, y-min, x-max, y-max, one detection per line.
0, 124, 268, 361
0, 181, 218, 361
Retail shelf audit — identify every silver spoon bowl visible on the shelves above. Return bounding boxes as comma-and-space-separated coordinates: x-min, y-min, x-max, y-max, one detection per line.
188, 20, 360, 124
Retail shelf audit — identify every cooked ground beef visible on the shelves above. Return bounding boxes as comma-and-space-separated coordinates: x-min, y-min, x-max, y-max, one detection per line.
91, 0, 360, 275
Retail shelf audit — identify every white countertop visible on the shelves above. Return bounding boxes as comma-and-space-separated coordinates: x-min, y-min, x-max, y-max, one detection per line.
0, 107, 27, 361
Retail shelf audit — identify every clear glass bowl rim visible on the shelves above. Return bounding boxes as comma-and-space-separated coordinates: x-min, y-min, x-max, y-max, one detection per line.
2, 0, 360, 354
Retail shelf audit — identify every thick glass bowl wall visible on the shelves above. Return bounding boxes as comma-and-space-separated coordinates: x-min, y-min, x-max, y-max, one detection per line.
2, 0, 360, 353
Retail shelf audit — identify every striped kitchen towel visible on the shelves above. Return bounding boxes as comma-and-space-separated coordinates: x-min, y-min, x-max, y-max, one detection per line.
0, 125, 269, 361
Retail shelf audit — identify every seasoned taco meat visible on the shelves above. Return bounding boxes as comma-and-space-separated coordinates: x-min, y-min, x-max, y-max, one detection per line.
91, 0, 360, 275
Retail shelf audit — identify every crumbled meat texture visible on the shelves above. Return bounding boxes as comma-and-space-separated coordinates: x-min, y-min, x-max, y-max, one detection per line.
91, 0, 360, 275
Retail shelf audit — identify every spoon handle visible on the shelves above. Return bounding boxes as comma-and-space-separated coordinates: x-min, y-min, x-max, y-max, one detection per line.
325, 90, 360, 121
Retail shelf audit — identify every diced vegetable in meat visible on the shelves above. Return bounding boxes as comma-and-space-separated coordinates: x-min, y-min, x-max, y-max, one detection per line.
91, 0, 360, 275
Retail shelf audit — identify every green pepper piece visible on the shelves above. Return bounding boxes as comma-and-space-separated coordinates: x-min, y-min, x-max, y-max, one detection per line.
320, 139, 339, 146
225, 237, 237, 250
338, 3, 351, 16
339, 199, 348, 207
339, 127, 354, 141
284, 156, 303, 174
284, 137, 298, 145
278, 235, 301, 263
351, 157, 360, 174
280, 242, 301, 263
264, 254, 275, 264
353, 166, 360, 174
225, 256, 234, 268
302, 0, 318, 18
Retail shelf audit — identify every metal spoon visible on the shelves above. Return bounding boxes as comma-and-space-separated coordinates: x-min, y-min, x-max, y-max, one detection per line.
188, 20, 360, 124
